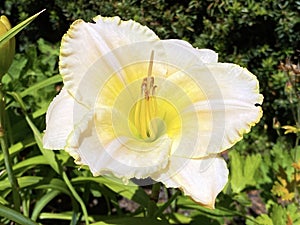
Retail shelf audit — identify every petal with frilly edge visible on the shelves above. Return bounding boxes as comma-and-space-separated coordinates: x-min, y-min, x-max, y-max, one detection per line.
162, 40, 218, 68
60, 16, 159, 101
43, 89, 89, 154
153, 156, 229, 208
165, 63, 263, 158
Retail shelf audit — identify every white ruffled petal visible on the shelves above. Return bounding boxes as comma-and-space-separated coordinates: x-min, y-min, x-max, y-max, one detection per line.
162, 40, 218, 71
66, 107, 172, 179
60, 16, 159, 103
43, 89, 89, 153
153, 156, 228, 208
164, 63, 263, 158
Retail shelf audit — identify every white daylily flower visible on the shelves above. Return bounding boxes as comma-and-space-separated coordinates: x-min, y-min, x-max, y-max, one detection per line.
43, 16, 263, 208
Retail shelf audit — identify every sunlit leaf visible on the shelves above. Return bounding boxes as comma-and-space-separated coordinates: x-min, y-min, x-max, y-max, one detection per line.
229, 150, 261, 193
0, 10, 45, 48
0, 176, 43, 191
271, 177, 294, 201
31, 189, 61, 221
91, 217, 169, 225
253, 214, 273, 225
0, 203, 38, 225
20, 74, 62, 98
0, 142, 23, 164
270, 204, 287, 225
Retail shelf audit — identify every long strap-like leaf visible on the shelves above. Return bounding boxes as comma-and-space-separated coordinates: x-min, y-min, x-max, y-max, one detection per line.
0, 203, 39, 225
0, 9, 45, 48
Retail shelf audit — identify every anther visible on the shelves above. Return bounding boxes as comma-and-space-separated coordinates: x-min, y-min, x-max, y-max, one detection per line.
152, 85, 157, 96
141, 51, 157, 101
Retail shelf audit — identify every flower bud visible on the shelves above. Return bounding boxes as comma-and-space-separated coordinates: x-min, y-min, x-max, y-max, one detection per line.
0, 15, 15, 78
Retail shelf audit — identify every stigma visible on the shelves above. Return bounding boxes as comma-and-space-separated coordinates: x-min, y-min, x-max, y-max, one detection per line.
141, 50, 157, 100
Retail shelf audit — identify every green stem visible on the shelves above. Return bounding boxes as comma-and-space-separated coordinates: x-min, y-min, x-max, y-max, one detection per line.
147, 182, 161, 217
62, 171, 90, 225
0, 203, 38, 225
294, 135, 300, 207
294, 77, 300, 207
150, 182, 161, 202
154, 189, 180, 218
0, 84, 20, 211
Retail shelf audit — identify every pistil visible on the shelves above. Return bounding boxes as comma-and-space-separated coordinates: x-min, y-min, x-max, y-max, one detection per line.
133, 51, 158, 141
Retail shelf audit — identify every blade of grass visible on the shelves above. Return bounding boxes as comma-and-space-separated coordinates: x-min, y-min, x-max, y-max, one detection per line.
0, 141, 23, 164
6, 74, 62, 110
0, 10, 45, 48
0, 203, 39, 225
34, 178, 71, 195
153, 190, 180, 218
7, 91, 60, 174
71, 176, 150, 207
0, 85, 20, 211
62, 171, 90, 225
34, 179, 80, 225
90, 217, 170, 225
31, 189, 61, 221
20, 74, 62, 98
0, 176, 44, 191
39, 212, 94, 222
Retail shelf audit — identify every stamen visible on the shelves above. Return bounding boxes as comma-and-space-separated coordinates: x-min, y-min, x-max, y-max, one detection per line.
133, 50, 159, 141
152, 85, 157, 96
141, 78, 147, 96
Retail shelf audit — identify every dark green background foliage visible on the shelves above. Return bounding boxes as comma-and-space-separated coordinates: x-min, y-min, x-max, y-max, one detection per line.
1, 0, 300, 224
1, 0, 300, 138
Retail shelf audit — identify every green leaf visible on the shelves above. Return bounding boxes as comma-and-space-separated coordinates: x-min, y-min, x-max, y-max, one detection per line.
229, 150, 262, 193
71, 176, 150, 207
39, 211, 93, 222
0, 141, 24, 164
287, 204, 300, 224
0, 176, 43, 191
271, 141, 295, 180
32, 178, 80, 223
176, 196, 236, 218
229, 150, 244, 192
244, 153, 262, 186
35, 178, 71, 195
17, 75, 62, 118
0, 10, 45, 48
62, 172, 90, 225
270, 204, 287, 225
12, 155, 48, 174
0, 203, 38, 225
4, 53, 28, 81
8, 91, 61, 174
169, 212, 192, 224
31, 189, 61, 221
253, 214, 273, 225
0, 196, 8, 205
91, 217, 169, 225
32, 102, 50, 118
19, 74, 62, 98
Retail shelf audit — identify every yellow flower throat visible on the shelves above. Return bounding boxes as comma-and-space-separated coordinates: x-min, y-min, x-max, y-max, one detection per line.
129, 51, 181, 142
